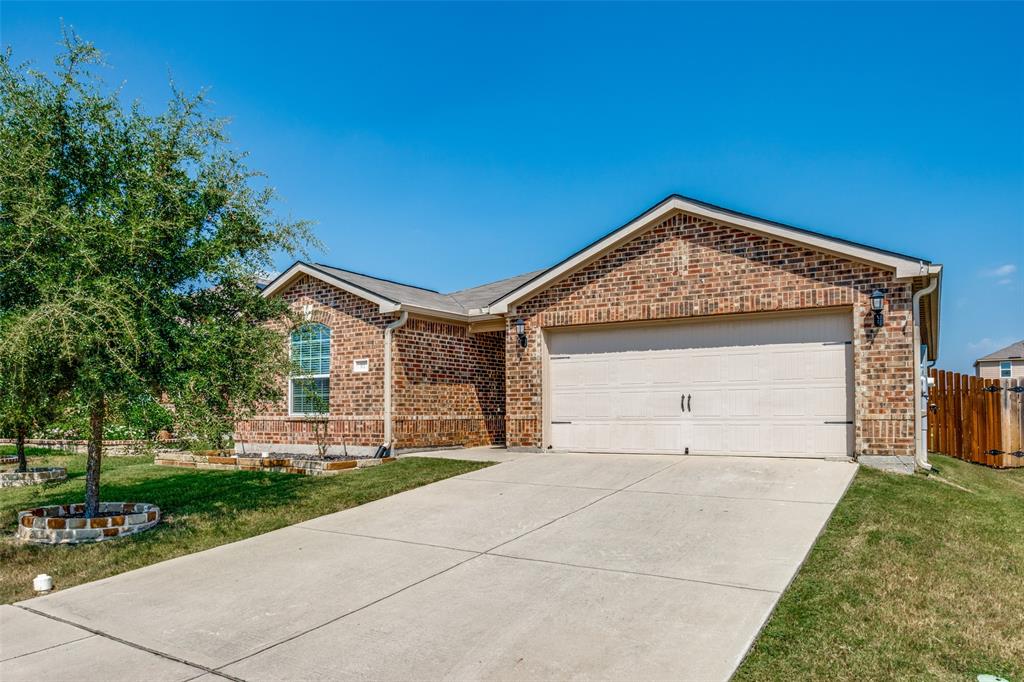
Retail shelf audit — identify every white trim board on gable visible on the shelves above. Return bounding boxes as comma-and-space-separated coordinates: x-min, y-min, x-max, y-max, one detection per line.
485, 195, 941, 315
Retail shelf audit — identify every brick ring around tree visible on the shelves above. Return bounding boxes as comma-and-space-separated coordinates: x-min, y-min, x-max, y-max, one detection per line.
17, 503, 160, 544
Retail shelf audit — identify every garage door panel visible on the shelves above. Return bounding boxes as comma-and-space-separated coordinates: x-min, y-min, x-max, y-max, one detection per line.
812, 387, 849, 417
551, 390, 584, 420
650, 355, 688, 385
690, 354, 723, 383
815, 424, 852, 456
726, 424, 761, 453
650, 389, 684, 418
727, 389, 761, 417
726, 353, 759, 382
613, 357, 647, 385
770, 388, 810, 417
581, 360, 613, 386
770, 425, 809, 455
690, 388, 724, 417
547, 312, 853, 457
583, 392, 613, 419
812, 346, 848, 379
550, 360, 580, 388
692, 424, 726, 453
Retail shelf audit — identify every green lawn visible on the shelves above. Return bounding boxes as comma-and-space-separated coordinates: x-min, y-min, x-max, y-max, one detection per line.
736, 454, 1024, 681
0, 448, 490, 604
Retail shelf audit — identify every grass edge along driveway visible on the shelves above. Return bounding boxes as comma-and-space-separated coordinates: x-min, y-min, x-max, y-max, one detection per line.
0, 448, 490, 604
735, 454, 1023, 681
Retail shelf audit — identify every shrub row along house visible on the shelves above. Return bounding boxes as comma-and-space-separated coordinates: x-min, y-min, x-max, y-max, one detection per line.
237, 194, 943, 471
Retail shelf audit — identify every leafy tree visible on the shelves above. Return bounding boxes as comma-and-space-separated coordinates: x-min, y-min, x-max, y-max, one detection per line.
49, 391, 174, 441
0, 368, 65, 472
168, 292, 292, 451
0, 31, 312, 515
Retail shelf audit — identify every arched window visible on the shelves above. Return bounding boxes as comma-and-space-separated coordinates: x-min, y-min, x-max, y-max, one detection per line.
290, 323, 331, 415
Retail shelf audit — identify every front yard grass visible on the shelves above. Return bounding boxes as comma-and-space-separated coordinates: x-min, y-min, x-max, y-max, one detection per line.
0, 448, 490, 604
736, 454, 1024, 681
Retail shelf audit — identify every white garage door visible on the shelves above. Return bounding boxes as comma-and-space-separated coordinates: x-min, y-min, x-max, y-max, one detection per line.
547, 311, 854, 457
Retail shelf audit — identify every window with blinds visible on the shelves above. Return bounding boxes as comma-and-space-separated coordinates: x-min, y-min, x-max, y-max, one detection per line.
290, 323, 331, 415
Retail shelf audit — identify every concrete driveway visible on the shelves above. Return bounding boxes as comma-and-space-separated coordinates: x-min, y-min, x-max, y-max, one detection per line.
1, 452, 856, 681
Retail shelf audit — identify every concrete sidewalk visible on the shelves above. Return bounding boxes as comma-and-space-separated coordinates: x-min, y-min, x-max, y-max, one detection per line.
1, 453, 857, 681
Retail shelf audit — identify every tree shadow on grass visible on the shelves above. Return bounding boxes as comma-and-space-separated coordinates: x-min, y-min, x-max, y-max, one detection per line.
18, 468, 308, 517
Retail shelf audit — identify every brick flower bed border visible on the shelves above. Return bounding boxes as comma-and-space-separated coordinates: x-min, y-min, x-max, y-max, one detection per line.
0, 467, 68, 488
0, 456, 18, 466
17, 503, 160, 545
154, 452, 396, 476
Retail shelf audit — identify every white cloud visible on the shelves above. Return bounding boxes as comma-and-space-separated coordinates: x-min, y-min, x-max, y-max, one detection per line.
982, 263, 1017, 278
967, 336, 1016, 354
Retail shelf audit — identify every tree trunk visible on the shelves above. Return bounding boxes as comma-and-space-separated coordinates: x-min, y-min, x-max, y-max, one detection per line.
84, 396, 105, 518
16, 427, 27, 473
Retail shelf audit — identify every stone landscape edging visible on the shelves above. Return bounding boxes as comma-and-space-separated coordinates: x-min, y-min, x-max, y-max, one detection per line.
17, 502, 160, 545
0, 467, 68, 488
154, 452, 396, 476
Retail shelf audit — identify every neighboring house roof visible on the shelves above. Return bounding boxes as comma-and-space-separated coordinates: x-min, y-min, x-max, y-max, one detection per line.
261, 193, 942, 329
974, 340, 1024, 365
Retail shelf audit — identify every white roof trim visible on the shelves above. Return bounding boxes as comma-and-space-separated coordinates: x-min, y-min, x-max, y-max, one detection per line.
487, 196, 937, 314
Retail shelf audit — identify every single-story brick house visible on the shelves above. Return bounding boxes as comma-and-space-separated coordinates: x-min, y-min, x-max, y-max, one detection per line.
237, 194, 943, 469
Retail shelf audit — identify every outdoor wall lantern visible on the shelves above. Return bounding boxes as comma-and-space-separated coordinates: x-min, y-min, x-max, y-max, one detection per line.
514, 318, 528, 348
869, 289, 886, 328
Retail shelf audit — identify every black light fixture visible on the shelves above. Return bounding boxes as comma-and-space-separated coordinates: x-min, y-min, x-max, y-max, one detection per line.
514, 318, 528, 348
869, 289, 886, 327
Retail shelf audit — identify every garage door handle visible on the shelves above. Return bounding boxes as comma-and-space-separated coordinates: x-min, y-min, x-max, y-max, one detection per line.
687, 394, 691, 412
680, 394, 691, 413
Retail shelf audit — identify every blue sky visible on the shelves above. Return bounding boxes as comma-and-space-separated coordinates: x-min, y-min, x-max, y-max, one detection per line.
3, 2, 1021, 372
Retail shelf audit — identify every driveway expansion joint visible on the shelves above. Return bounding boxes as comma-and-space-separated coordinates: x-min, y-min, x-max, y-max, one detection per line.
617, 487, 839, 506
294, 524, 476, 554
482, 551, 782, 595
450, 476, 621, 492
12, 605, 237, 681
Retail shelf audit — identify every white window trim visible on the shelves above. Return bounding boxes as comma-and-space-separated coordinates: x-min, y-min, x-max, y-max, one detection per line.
1000, 360, 1012, 378
288, 323, 332, 417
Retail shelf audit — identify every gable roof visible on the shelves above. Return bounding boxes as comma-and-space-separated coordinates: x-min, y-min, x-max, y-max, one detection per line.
260, 261, 540, 321
314, 264, 467, 316
975, 340, 1024, 365
487, 194, 942, 314
261, 193, 942, 325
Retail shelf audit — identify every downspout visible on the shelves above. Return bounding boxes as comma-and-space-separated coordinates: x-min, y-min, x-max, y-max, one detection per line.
382, 310, 409, 453
912, 275, 939, 471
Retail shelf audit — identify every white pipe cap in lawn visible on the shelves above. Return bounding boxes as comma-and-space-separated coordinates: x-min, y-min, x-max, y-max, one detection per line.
33, 574, 53, 594
977, 676, 1009, 682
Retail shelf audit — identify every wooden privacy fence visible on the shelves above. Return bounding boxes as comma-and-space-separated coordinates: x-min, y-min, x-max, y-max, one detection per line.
927, 369, 1024, 468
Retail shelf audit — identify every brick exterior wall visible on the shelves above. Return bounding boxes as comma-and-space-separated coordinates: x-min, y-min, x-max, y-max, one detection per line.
505, 210, 919, 457
392, 318, 505, 449
235, 274, 390, 451
235, 275, 506, 453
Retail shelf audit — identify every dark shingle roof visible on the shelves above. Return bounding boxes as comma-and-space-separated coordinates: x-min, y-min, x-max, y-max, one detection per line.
975, 340, 1024, 364
312, 263, 543, 316
448, 270, 546, 310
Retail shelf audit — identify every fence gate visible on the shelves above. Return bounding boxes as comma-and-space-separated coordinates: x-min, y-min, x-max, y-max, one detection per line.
927, 369, 1023, 468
